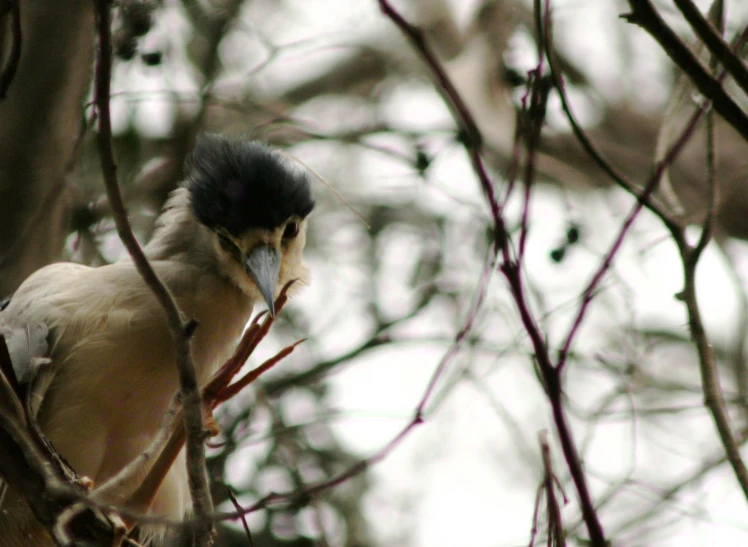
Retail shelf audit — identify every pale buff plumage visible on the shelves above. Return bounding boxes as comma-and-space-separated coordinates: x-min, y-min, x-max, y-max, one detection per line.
0, 184, 311, 546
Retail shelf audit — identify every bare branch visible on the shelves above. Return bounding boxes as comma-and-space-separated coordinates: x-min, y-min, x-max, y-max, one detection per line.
542, 3, 680, 231
378, 1, 607, 543
623, 0, 748, 141
91, 1, 214, 542
557, 96, 711, 371
673, 0, 748, 98
679, 246, 748, 501
376, 0, 503, 243
227, 489, 255, 547
539, 432, 565, 547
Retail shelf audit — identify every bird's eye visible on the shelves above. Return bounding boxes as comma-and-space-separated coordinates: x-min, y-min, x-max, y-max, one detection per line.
217, 233, 240, 257
283, 222, 299, 240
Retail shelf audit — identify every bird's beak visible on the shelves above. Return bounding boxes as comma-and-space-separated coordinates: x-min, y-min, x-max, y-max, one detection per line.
245, 245, 281, 316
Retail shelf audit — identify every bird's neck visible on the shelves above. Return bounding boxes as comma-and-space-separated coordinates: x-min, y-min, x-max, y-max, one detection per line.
144, 188, 217, 271
143, 188, 255, 383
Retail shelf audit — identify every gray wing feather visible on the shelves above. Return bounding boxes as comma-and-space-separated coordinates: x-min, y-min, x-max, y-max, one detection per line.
0, 312, 53, 510
1, 321, 50, 385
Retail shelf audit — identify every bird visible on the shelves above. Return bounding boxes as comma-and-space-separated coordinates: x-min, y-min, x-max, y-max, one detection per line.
0, 133, 315, 545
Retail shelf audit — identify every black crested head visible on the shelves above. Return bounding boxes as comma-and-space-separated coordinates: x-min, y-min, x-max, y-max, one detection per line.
184, 133, 315, 235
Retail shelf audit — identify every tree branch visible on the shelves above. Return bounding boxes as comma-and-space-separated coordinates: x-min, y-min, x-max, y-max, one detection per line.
623, 0, 748, 141
557, 96, 711, 371
91, 1, 214, 543
539, 431, 565, 547
378, 1, 607, 543
673, 0, 748, 98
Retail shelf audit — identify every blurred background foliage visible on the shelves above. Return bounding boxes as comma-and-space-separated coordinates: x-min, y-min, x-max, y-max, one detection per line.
2, 0, 748, 545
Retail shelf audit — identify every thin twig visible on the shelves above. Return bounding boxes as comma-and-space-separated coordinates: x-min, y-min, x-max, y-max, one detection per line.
542, 5, 679, 231
557, 98, 711, 371
379, 1, 607, 543
214, 339, 305, 403
264, 283, 436, 395
640, 0, 748, 504
719, 243, 748, 420
528, 482, 544, 547
123, 287, 296, 517
91, 1, 214, 543
666, 12, 748, 500
279, 151, 370, 228
518, 69, 551, 261
500, 259, 606, 544
539, 432, 565, 547
611, 435, 748, 537
623, 0, 748, 141
679, 231, 748, 503
208, 248, 497, 526
203, 282, 295, 405
415, 251, 497, 417
586, 0, 748, 509
693, 1, 722, 259
539, 0, 748, 537
376, 0, 503, 243
518, 5, 553, 261
227, 489, 255, 547
93, 393, 182, 501
501, 103, 529, 209
673, 0, 748, 98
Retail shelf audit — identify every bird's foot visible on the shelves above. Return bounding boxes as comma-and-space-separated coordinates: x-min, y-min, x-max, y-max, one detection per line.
203, 409, 221, 438
76, 476, 95, 492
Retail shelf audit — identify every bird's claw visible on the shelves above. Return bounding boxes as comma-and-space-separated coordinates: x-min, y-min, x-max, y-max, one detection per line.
76, 476, 95, 492
203, 409, 221, 438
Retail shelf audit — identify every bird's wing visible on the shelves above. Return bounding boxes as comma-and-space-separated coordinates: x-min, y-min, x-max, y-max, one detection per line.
0, 263, 93, 509
0, 319, 47, 510
1, 320, 50, 383
0, 263, 93, 415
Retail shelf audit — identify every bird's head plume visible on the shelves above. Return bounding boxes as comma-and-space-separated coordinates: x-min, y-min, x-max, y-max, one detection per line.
184, 133, 315, 234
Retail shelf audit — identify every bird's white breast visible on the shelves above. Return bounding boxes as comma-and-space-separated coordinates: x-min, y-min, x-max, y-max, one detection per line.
5, 258, 254, 518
